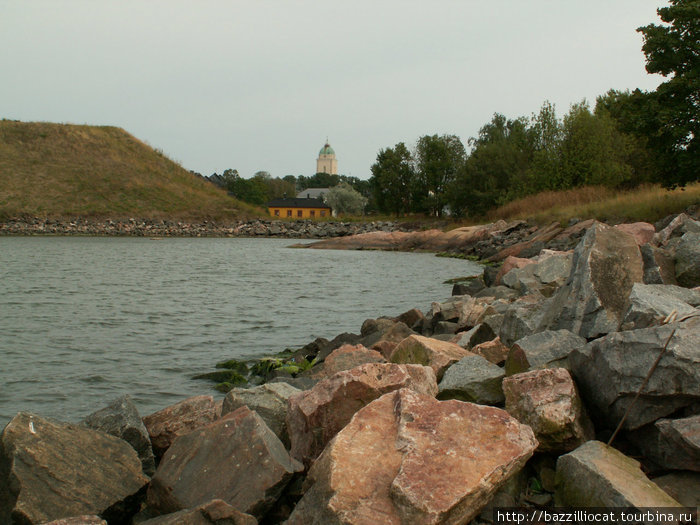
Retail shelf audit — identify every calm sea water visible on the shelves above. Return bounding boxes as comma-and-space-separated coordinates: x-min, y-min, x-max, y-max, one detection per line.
0, 237, 481, 428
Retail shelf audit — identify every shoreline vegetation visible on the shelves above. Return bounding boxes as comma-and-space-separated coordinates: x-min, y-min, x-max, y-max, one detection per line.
2, 210, 699, 523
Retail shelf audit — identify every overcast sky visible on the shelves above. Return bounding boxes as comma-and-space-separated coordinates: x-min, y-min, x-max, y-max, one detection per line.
2, 1, 666, 180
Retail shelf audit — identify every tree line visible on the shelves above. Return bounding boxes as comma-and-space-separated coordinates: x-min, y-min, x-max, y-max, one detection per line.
207, 170, 371, 215
370, 0, 698, 218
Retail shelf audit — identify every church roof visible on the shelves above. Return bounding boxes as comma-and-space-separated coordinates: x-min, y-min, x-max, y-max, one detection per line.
319, 142, 335, 156
296, 188, 330, 200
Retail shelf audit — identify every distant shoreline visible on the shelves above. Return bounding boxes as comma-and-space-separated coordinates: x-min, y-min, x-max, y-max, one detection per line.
0, 217, 409, 239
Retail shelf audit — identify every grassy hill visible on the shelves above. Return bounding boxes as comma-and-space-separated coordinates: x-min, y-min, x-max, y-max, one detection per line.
0, 120, 263, 220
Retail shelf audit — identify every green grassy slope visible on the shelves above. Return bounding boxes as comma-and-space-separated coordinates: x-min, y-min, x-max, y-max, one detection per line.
0, 120, 263, 220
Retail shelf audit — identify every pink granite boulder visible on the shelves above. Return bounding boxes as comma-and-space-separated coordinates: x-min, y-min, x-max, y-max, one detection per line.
503, 368, 594, 452
287, 362, 437, 468
287, 388, 538, 524
142, 395, 220, 458
389, 334, 471, 381
147, 406, 302, 519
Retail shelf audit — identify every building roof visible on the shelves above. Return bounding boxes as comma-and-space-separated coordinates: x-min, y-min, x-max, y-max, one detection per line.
319, 142, 335, 156
296, 188, 330, 200
267, 197, 332, 209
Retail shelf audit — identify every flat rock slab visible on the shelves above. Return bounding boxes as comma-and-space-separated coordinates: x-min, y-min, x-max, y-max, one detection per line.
570, 316, 700, 430
503, 368, 593, 452
390, 334, 471, 381
139, 499, 257, 525
221, 382, 300, 448
287, 362, 437, 467
83, 394, 156, 476
0, 412, 148, 525
147, 406, 302, 519
438, 353, 505, 405
287, 388, 537, 525
555, 440, 681, 507
143, 395, 219, 458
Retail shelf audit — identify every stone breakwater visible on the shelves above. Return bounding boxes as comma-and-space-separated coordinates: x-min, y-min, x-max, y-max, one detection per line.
0, 217, 410, 238
2, 213, 700, 524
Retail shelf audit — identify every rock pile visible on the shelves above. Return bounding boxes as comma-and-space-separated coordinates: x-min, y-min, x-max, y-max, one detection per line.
0, 217, 409, 238
2, 213, 699, 523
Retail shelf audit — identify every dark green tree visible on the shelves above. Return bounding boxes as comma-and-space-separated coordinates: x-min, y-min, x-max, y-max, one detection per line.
414, 134, 466, 216
637, 0, 700, 186
526, 101, 563, 192
559, 101, 637, 188
449, 114, 532, 217
369, 142, 417, 215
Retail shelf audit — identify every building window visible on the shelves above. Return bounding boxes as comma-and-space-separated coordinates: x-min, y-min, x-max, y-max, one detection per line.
310, 210, 315, 218
274, 209, 280, 216
287, 210, 292, 217
297, 210, 302, 217
321, 210, 326, 217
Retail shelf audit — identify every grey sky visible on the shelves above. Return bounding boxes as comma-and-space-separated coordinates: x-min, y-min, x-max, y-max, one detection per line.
2, 1, 665, 180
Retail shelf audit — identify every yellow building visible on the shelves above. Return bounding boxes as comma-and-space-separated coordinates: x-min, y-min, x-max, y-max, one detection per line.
267, 197, 332, 219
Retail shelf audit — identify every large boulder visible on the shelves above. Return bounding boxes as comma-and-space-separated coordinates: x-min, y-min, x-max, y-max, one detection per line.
614, 222, 656, 246
389, 335, 470, 381
221, 382, 300, 448
621, 282, 696, 330
139, 499, 257, 525
675, 232, 700, 287
287, 362, 437, 468
0, 413, 149, 525
82, 394, 156, 476
498, 294, 549, 346
320, 344, 386, 376
634, 415, 700, 472
147, 406, 302, 519
471, 336, 510, 365
495, 256, 535, 286
541, 222, 644, 339
555, 440, 681, 507
654, 213, 700, 246
438, 353, 505, 405
287, 388, 538, 525
451, 323, 497, 350
142, 395, 220, 458
503, 368, 594, 452
641, 244, 677, 285
359, 320, 415, 350
504, 329, 586, 375
652, 472, 700, 508
569, 316, 700, 430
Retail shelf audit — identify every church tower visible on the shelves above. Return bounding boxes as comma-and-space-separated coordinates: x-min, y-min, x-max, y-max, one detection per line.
316, 141, 338, 175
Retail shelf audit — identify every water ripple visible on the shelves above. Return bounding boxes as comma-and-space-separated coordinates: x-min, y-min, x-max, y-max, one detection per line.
0, 237, 481, 427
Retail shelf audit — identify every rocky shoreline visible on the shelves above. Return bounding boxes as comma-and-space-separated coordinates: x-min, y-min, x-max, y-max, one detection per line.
1, 213, 700, 524
0, 217, 411, 238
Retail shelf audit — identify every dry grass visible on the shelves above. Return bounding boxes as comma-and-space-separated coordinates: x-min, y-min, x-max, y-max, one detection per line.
485, 183, 700, 225
0, 120, 264, 221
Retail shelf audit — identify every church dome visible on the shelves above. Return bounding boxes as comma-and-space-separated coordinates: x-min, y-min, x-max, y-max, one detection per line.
319, 143, 335, 156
